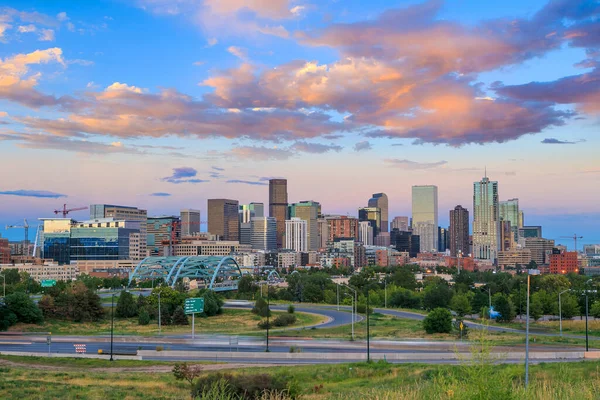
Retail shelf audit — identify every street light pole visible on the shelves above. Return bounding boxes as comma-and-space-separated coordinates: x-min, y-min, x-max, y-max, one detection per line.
266, 281, 270, 352
341, 284, 356, 341
585, 294, 589, 352
158, 291, 161, 336
559, 289, 570, 337
110, 293, 115, 362
366, 289, 370, 362
384, 278, 387, 309
337, 283, 339, 311
525, 269, 540, 388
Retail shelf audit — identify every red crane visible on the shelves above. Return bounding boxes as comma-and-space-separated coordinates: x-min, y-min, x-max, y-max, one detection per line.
53, 204, 88, 218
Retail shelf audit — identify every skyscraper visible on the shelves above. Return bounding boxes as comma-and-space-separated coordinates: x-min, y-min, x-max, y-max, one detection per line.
358, 207, 381, 236
180, 209, 200, 237
438, 227, 449, 252
391, 216, 410, 232
285, 218, 308, 252
249, 202, 264, 218
449, 205, 469, 257
251, 217, 277, 251
358, 221, 373, 245
207, 199, 239, 241
90, 204, 147, 259
368, 193, 389, 233
269, 179, 288, 248
325, 216, 359, 241
411, 185, 438, 252
473, 176, 500, 260
289, 201, 320, 251
499, 198, 519, 241
239, 202, 265, 223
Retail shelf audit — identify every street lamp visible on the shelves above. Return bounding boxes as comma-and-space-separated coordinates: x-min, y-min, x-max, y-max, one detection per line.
384, 276, 388, 309
525, 269, 540, 388
110, 293, 115, 362
266, 280, 271, 352
558, 289, 570, 337
340, 284, 356, 341
158, 291, 162, 336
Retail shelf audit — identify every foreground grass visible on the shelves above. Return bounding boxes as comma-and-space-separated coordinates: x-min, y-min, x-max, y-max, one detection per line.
8, 309, 325, 336
485, 318, 600, 336
1, 354, 600, 399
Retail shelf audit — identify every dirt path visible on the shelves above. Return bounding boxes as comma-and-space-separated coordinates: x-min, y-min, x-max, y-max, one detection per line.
0, 358, 276, 373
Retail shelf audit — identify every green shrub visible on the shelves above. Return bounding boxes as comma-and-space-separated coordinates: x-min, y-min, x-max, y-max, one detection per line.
5, 292, 43, 324
389, 289, 421, 309
272, 313, 297, 327
171, 306, 189, 325
258, 319, 271, 329
116, 290, 138, 318
287, 304, 295, 314
252, 297, 271, 317
193, 372, 299, 399
356, 304, 373, 314
423, 308, 452, 334
138, 308, 150, 325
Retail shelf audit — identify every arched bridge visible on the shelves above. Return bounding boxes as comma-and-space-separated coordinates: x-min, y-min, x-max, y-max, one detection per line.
128, 256, 243, 291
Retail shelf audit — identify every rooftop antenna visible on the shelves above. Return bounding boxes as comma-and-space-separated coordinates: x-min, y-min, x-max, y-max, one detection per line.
484, 166, 487, 178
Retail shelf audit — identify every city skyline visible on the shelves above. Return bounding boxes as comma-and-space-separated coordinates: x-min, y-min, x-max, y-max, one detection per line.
0, 0, 598, 247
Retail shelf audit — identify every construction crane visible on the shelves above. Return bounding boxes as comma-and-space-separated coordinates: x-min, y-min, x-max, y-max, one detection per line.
559, 234, 583, 252
53, 204, 87, 218
6, 218, 29, 245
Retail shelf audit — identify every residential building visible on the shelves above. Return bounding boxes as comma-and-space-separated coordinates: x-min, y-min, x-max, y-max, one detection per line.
147, 216, 180, 256
40, 218, 73, 265
0, 236, 9, 264
358, 207, 381, 236
550, 249, 578, 274
251, 217, 277, 251
391, 216, 410, 232
277, 250, 301, 269
412, 185, 438, 252
285, 218, 308, 252
390, 229, 420, 258
497, 249, 532, 269
70, 218, 141, 262
322, 237, 356, 268
499, 198, 520, 241
269, 179, 288, 248
90, 204, 147, 259
472, 176, 500, 261
524, 237, 555, 265
325, 216, 359, 241
368, 193, 389, 232
208, 199, 240, 241
449, 205, 469, 257
519, 226, 542, 239
317, 218, 329, 249
289, 201, 320, 251
584, 245, 600, 256
180, 209, 200, 237
172, 240, 251, 256
358, 221, 373, 245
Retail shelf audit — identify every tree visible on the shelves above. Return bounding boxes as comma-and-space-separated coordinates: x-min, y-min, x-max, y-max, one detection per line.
423, 308, 453, 334
391, 269, 417, 290
450, 293, 472, 317
237, 275, 257, 295
116, 290, 138, 318
5, 292, 43, 324
560, 294, 580, 319
137, 294, 147, 310
529, 297, 544, 321
173, 363, 204, 400
348, 269, 375, 292
389, 288, 421, 309
252, 296, 271, 317
0, 305, 17, 331
590, 301, 600, 319
138, 308, 150, 325
172, 306, 189, 325
492, 294, 516, 323
422, 279, 452, 310
200, 290, 223, 317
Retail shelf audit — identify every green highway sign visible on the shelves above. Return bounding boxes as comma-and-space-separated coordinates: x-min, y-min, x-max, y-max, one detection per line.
184, 297, 204, 314
41, 280, 57, 287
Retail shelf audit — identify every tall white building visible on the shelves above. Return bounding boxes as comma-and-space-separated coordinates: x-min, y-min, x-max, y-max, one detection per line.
411, 185, 438, 253
285, 218, 308, 252
358, 221, 373, 245
473, 176, 500, 261
180, 209, 200, 237
251, 217, 277, 251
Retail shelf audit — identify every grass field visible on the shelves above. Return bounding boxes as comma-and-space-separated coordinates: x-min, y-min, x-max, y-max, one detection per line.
8, 309, 326, 336
486, 318, 600, 336
1, 353, 600, 399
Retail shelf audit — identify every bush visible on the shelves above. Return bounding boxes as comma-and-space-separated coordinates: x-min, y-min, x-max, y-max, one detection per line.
138, 308, 150, 325
423, 308, 452, 334
201, 290, 224, 317
492, 294, 516, 322
389, 288, 421, 309
450, 293, 472, 317
252, 297, 271, 317
171, 306, 189, 325
272, 313, 297, 327
356, 303, 373, 314
116, 290, 138, 318
258, 320, 271, 329
5, 292, 43, 324
193, 372, 299, 399
0, 305, 18, 331
591, 301, 600, 319
287, 304, 295, 314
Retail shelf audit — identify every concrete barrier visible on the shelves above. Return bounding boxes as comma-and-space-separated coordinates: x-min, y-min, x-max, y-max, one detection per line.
0, 351, 142, 360
584, 351, 600, 359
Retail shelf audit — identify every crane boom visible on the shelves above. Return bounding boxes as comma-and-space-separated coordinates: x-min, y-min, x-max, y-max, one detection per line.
559, 234, 583, 252
53, 204, 88, 218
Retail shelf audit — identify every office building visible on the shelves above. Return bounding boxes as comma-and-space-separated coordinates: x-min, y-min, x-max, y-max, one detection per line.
472, 176, 500, 260
239, 203, 263, 224
90, 204, 147, 259
289, 201, 320, 251
147, 216, 180, 256
500, 220, 515, 251
251, 217, 277, 251
374, 232, 390, 247
550, 249, 578, 274
412, 185, 438, 252
499, 199, 520, 241
497, 249, 532, 269
391, 229, 420, 258
449, 205, 469, 257
518, 210, 525, 228
0, 263, 78, 282
358, 207, 381, 236
40, 218, 73, 265
70, 218, 141, 261
317, 218, 329, 249
285, 218, 308, 252
519, 226, 542, 239
269, 179, 288, 248
438, 227, 449, 252
208, 199, 239, 241
584, 245, 600, 256
358, 221, 374, 245
524, 237, 555, 265
368, 193, 389, 232
180, 209, 200, 237
325, 216, 359, 241
173, 240, 251, 256
240, 223, 252, 246
391, 216, 410, 232
250, 202, 264, 218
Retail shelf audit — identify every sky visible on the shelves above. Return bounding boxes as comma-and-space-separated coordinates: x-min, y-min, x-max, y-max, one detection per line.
0, 0, 599, 248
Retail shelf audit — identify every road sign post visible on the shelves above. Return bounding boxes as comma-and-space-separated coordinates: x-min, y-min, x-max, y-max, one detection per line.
47, 334, 51, 355
185, 298, 204, 340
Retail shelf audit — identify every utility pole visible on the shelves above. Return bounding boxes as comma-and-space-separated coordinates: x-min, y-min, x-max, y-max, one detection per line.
337, 283, 339, 311
266, 281, 270, 352
158, 291, 162, 336
559, 289, 569, 337
366, 289, 370, 363
110, 294, 115, 361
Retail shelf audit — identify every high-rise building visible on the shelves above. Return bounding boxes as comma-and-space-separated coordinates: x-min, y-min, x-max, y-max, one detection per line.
358, 221, 373, 245
70, 218, 141, 261
391, 216, 410, 232
368, 193, 389, 233
285, 218, 308, 252
438, 227, 449, 252
251, 217, 277, 251
40, 218, 73, 265
239, 203, 264, 224
147, 216, 180, 256
550, 249, 578, 274
358, 207, 381, 237
524, 237, 555, 265
250, 202, 264, 218
90, 204, 147, 259
472, 176, 500, 261
180, 209, 200, 237
269, 179, 288, 248
207, 199, 239, 241
325, 216, 359, 241
499, 199, 519, 241
519, 226, 542, 238
289, 201, 320, 251
500, 220, 515, 251
390, 229, 420, 258
0, 236, 10, 264
317, 218, 328, 249
518, 210, 525, 228
412, 185, 438, 253
449, 205, 469, 257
